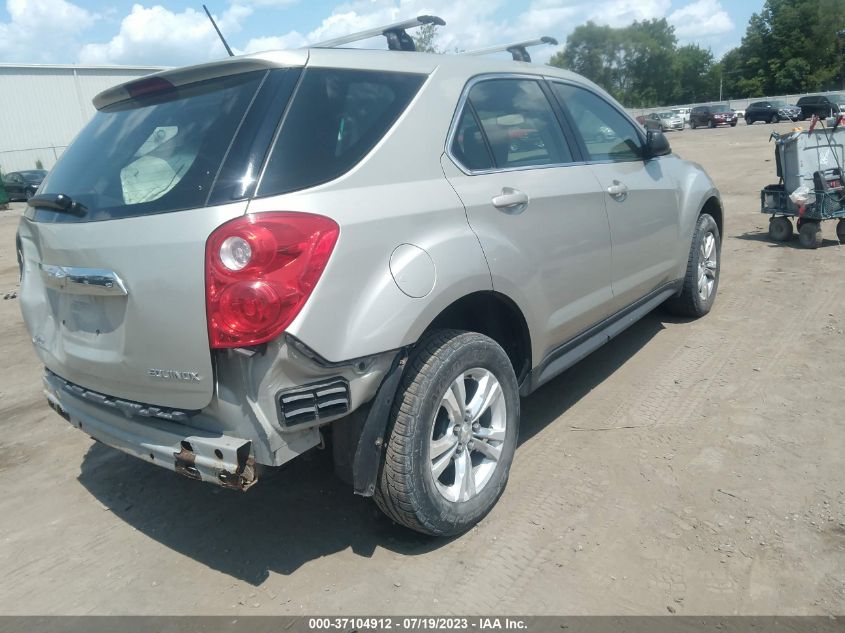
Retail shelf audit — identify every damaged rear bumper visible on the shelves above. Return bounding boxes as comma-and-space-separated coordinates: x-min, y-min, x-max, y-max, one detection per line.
43, 372, 257, 491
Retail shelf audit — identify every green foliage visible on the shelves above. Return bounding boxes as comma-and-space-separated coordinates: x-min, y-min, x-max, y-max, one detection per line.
412, 23, 442, 54
550, 0, 845, 105
722, 0, 845, 96
549, 19, 716, 107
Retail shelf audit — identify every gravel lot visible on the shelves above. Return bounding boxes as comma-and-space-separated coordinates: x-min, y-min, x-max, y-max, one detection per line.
0, 121, 843, 616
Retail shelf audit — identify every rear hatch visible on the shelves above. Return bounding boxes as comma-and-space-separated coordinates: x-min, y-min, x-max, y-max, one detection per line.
18, 61, 302, 410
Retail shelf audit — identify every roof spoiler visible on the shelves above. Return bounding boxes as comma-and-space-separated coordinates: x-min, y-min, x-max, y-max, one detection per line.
463, 37, 559, 62
310, 15, 446, 52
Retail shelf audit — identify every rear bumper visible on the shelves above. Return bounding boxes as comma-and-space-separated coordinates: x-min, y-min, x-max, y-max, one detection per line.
44, 372, 257, 490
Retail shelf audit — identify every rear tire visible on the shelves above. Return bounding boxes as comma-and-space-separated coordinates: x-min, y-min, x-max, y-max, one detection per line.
746, 116, 753, 125
837, 219, 845, 244
770, 114, 779, 124
798, 221, 822, 249
374, 330, 519, 536
768, 216, 793, 242
664, 213, 721, 318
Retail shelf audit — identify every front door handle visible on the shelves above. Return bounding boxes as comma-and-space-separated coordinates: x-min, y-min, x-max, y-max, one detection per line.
606, 181, 629, 200
491, 187, 529, 214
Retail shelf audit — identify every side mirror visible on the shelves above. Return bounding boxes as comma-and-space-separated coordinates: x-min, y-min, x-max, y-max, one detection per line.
646, 130, 671, 158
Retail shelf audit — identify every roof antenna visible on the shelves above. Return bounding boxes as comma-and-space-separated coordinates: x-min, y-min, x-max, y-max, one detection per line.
203, 4, 234, 57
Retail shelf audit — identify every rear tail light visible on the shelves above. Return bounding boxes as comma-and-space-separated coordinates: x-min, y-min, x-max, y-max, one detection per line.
205, 212, 339, 349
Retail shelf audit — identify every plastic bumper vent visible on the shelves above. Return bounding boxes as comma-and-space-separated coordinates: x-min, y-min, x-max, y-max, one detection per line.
276, 378, 350, 427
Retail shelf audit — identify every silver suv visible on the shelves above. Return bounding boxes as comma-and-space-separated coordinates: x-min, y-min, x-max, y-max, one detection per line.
17, 25, 722, 536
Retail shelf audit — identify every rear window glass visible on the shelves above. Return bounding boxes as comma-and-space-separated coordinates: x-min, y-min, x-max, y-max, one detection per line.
32, 71, 267, 222
257, 68, 425, 196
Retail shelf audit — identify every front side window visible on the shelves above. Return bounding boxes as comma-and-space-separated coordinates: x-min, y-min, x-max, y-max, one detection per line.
551, 83, 644, 162
258, 69, 425, 196
464, 79, 573, 169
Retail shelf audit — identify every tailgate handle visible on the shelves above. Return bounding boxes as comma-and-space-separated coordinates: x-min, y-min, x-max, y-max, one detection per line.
39, 264, 128, 296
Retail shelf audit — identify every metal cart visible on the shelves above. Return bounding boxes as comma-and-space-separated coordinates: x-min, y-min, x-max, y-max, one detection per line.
763, 127, 845, 248
762, 180, 845, 248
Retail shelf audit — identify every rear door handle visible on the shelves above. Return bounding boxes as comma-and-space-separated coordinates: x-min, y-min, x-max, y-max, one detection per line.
491, 187, 529, 214
606, 181, 629, 200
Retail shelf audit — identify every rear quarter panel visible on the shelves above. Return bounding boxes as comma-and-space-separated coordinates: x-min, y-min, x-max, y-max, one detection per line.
246, 64, 493, 363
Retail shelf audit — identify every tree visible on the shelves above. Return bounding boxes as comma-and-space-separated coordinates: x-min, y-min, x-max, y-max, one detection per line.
721, 0, 845, 97
671, 45, 715, 104
412, 23, 441, 53
549, 19, 683, 107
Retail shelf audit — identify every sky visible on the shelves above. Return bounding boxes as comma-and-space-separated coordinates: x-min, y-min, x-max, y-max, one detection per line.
0, 0, 764, 67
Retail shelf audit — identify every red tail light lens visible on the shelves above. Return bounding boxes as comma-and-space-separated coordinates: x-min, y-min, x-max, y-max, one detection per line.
205, 212, 339, 348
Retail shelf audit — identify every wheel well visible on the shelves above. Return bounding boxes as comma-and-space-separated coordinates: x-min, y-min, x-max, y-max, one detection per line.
701, 196, 723, 238
425, 292, 531, 383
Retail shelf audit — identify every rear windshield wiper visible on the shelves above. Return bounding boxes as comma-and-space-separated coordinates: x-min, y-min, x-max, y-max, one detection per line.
27, 193, 87, 216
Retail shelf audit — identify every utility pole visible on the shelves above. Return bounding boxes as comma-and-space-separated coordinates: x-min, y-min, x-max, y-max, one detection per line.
719, 72, 723, 102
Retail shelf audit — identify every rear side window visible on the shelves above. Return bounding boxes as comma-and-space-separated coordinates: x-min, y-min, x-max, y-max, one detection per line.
258, 69, 425, 196
465, 79, 573, 169
451, 107, 494, 171
32, 71, 270, 223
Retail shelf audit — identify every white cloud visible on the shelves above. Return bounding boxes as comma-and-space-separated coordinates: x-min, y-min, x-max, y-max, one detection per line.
78, 3, 253, 66
0, 0, 737, 67
0, 0, 97, 63
668, 0, 734, 40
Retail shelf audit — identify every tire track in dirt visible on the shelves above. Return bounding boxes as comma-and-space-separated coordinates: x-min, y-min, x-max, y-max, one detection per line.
437, 237, 841, 613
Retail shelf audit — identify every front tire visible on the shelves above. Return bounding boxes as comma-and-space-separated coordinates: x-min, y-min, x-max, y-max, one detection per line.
375, 330, 520, 536
664, 213, 721, 318
837, 219, 845, 244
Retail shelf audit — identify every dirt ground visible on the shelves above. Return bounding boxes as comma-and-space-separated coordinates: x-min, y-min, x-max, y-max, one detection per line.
0, 121, 843, 616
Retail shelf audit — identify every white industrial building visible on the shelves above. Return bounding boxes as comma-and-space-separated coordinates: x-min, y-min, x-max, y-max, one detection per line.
0, 64, 163, 174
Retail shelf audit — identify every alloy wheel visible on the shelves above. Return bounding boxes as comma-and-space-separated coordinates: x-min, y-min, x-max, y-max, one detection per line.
697, 231, 718, 301
429, 368, 507, 503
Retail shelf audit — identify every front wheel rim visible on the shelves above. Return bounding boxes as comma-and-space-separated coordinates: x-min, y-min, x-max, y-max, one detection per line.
429, 368, 507, 503
697, 231, 718, 301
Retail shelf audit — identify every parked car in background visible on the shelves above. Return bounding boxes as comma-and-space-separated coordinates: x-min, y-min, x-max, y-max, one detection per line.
644, 111, 684, 132
796, 94, 845, 120
689, 104, 737, 128
745, 100, 801, 124
2, 170, 47, 201
672, 107, 691, 124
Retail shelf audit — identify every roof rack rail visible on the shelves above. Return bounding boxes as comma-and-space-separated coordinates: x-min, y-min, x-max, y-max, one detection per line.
463, 37, 559, 62
310, 15, 446, 52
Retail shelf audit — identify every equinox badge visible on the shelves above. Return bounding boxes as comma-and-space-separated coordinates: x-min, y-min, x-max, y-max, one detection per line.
148, 369, 201, 382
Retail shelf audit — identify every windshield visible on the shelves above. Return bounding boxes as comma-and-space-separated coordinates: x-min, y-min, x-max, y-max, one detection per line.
827, 94, 845, 103
711, 105, 731, 113
770, 100, 787, 107
34, 71, 267, 222
658, 112, 674, 119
